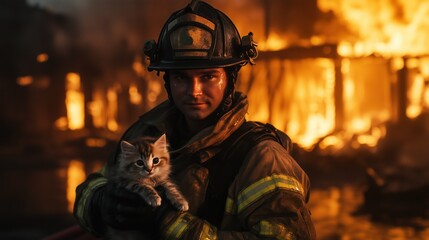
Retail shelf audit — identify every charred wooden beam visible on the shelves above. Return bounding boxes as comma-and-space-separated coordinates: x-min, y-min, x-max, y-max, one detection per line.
257, 44, 339, 60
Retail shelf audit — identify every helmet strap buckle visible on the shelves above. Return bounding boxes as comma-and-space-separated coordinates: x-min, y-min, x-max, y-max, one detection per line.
241, 32, 258, 65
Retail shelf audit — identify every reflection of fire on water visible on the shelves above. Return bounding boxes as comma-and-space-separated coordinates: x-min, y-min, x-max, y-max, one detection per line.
66, 160, 86, 213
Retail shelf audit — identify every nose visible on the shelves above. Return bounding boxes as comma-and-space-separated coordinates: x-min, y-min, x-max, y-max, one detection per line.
145, 166, 153, 174
187, 78, 202, 97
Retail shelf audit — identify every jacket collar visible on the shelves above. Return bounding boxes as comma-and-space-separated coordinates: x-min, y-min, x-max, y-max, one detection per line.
139, 92, 249, 156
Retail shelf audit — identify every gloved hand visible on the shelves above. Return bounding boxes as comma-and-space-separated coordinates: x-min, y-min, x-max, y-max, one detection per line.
89, 182, 159, 232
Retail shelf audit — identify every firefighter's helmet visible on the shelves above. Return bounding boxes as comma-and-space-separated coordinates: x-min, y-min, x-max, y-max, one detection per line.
144, 0, 257, 71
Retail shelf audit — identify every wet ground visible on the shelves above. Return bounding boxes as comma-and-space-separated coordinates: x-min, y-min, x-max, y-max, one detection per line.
1, 153, 428, 240
302, 150, 429, 240
309, 185, 429, 240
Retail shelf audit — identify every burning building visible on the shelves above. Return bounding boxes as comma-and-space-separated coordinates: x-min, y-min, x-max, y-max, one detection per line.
1, 0, 429, 238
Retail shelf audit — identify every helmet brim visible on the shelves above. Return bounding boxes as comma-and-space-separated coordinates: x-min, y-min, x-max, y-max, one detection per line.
147, 58, 248, 71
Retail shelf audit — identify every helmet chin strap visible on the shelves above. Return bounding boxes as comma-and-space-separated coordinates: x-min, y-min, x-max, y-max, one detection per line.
163, 72, 174, 104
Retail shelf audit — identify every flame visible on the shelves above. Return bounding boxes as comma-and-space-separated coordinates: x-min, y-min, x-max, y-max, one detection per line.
240, 58, 336, 150
16, 76, 34, 86
240, 52, 396, 151
66, 160, 86, 213
357, 126, 386, 148
36, 53, 49, 63
65, 73, 85, 130
107, 87, 119, 132
146, 79, 163, 106
129, 83, 142, 105
132, 55, 146, 78
406, 57, 429, 118
407, 74, 425, 118
319, 0, 429, 57
258, 33, 288, 51
319, 135, 345, 150
88, 90, 106, 128
54, 116, 69, 131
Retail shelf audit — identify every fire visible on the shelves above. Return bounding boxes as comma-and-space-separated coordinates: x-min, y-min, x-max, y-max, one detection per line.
88, 90, 106, 128
54, 116, 68, 131
107, 87, 119, 132
36, 53, 49, 63
65, 72, 85, 130
239, 58, 336, 150
258, 33, 288, 51
406, 57, 429, 119
16, 76, 34, 86
129, 83, 142, 105
318, 0, 429, 57
66, 160, 86, 213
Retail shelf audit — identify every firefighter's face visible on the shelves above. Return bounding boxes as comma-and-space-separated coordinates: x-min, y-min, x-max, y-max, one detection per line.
169, 68, 227, 122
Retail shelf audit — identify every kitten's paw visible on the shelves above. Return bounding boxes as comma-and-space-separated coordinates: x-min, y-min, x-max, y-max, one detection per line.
147, 195, 162, 207
173, 200, 189, 212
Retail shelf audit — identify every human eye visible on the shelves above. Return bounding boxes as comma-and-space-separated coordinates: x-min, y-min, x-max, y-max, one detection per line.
171, 74, 184, 81
170, 74, 187, 84
201, 74, 216, 82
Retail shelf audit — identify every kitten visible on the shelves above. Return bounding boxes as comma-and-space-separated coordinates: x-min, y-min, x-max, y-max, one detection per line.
106, 134, 188, 240
112, 133, 189, 211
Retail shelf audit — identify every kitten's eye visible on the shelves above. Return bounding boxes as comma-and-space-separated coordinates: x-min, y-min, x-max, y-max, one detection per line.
152, 157, 160, 165
135, 160, 144, 167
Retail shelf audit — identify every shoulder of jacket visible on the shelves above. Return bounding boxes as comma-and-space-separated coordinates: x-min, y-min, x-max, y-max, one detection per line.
122, 101, 176, 139
139, 100, 175, 121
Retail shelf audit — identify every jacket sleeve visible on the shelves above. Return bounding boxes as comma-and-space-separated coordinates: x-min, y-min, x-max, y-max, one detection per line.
73, 118, 161, 236
73, 170, 108, 236
157, 140, 316, 240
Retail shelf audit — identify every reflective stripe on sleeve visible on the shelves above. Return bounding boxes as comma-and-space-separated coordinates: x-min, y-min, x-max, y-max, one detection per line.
164, 213, 218, 240
164, 212, 195, 240
252, 220, 297, 240
76, 177, 108, 227
225, 197, 234, 214
199, 221, 218, 240
235, 174, 304, 214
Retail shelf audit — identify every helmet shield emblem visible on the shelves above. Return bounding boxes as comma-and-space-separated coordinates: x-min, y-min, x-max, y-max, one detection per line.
170, 26, 212, 57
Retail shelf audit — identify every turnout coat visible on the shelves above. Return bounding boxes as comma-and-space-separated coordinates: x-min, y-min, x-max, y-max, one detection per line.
74, 93, 316, 239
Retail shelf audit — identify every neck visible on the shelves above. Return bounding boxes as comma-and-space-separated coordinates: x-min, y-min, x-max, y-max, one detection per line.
185, 118, 212, 134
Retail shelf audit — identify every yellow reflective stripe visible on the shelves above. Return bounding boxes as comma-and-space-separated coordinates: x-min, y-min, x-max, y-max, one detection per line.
225, 197, 234, 214
237, 174, 304, 214
76, 177, 108, 227
199, 221, 218, 240
253, 220, 296, 240
165, 212, 195, 240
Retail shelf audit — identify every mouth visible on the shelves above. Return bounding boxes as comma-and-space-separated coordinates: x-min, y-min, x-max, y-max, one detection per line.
184, 101, 207, 108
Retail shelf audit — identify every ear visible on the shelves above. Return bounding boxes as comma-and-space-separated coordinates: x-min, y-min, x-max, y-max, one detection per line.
120, 140, 135, 154
154, 134, 168, 150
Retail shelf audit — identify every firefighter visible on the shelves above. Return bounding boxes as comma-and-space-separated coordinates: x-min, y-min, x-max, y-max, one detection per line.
74, 0, 316, 239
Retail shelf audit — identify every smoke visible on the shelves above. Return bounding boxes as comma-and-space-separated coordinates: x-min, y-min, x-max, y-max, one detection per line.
26, 0, 265, 57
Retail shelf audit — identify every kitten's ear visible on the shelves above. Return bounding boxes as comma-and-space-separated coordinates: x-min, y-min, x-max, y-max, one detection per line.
155, 134, 168, 149
120, 140, 135, 153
